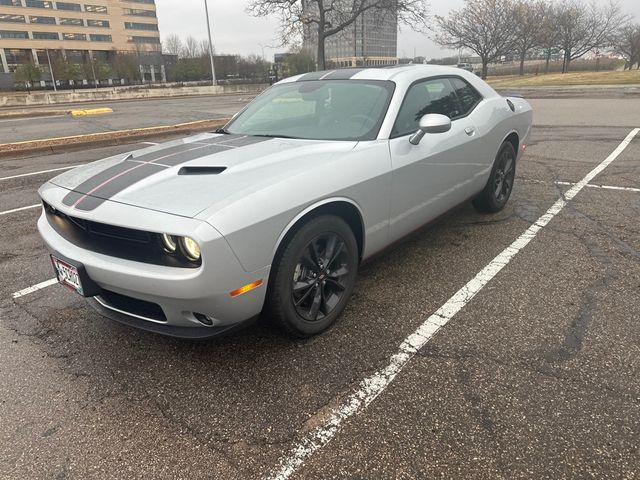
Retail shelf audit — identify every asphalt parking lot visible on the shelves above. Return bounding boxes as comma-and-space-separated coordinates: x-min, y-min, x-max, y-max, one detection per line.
0, 94, 252, 143
1, 96, 639, 479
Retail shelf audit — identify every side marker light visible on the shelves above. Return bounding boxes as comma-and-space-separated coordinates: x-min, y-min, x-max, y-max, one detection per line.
230, 279, 264, 297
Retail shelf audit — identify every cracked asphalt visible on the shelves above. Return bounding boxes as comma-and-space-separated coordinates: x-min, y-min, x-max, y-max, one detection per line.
1, 96, 639, 479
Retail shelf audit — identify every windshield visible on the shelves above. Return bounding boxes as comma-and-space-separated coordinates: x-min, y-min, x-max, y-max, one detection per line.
225, 80, 394, 141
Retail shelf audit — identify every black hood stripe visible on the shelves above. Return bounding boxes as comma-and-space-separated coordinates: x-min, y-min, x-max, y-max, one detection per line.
73, 163, 165, 211
62, 134, 268, 211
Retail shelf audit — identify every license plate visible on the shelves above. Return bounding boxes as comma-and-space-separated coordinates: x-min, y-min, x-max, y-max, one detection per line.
51, 255, 84, 295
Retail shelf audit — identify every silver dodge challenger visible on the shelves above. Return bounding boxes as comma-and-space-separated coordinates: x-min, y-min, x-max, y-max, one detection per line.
38, 65, 532, 339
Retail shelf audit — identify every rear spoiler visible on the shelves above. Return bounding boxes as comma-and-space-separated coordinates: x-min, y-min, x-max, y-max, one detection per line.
497, 90, 524, 98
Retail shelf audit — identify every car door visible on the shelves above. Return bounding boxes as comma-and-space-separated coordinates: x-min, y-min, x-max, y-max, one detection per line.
388, 76, 484, 241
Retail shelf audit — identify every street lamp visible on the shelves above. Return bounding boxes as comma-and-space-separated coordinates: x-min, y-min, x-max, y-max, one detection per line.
203, 0, 217, 86
45, 48, 57, 92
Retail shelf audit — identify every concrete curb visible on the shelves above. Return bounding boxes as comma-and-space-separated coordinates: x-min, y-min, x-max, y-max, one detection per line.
0, 84, 268, 108
0, 110, 69, 120
0, 118, 229, 158
495, 84, 640, 99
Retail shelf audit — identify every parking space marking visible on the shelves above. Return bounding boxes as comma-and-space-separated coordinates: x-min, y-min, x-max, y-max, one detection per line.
556, 181, 640, 193
0, 165, 83, 181
0, 204, 40, 216
140, 141, 159, 146
12, 278, 58, 299
268, 127, 640, 480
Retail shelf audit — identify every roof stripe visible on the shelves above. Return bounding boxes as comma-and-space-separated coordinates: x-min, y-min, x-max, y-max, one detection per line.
296, 68, 365, 82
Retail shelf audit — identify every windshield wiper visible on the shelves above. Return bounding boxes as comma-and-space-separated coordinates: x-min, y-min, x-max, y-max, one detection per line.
214, 127, 231, 134
252, 134, 299, 139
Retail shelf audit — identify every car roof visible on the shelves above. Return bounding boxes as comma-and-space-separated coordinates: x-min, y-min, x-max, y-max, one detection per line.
277, 64, 498, 98
280, 64, 464, 83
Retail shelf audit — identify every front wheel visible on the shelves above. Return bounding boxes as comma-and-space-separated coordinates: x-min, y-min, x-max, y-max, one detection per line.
473, 142, 516, 213
265, 215, 358, 338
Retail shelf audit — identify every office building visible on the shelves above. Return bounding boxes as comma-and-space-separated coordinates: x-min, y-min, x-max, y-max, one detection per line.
302, 0, 398, 68
0, 0, 167, 87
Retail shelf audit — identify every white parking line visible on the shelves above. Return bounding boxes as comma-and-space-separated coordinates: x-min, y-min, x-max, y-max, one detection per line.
0, 204, 40, 216
12, 278, 58, 299
0, 165, 83, 181
140, 141, 159, 146
555, 181, 640, 193
267, 127, 640, 480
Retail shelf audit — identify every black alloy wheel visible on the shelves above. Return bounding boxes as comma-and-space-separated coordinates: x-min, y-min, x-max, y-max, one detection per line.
473, 141, 517, 213
292, 232, 351, 322
266, 215, 358, 337
493, 147, 515, 204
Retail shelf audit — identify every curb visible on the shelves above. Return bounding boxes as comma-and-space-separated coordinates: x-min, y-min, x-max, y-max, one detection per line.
494, 85, 640, 99
0, 110, 68, 120
0, 87, 266, 109
0, 118, 229, 158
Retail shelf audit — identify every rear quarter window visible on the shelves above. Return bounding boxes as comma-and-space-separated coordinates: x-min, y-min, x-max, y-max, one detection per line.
450, 77, 483, 115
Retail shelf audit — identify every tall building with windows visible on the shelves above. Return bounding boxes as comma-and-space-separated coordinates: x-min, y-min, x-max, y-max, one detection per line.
302, 0, 398, 68
0, 0, 167, 87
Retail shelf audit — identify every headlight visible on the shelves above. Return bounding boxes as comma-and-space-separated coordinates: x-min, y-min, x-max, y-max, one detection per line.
180, 236, 201, 261
161, 233, 177, 253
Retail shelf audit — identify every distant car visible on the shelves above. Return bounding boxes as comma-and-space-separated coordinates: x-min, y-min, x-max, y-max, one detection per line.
457, 63, 474, 72
38, 65, 532, 339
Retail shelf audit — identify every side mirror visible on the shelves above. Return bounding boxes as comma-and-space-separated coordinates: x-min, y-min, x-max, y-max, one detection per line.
409, 114, 452, 145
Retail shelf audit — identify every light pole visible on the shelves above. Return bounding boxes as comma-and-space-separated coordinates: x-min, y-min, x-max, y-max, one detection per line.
203, 0, 216, 86
45, 48, 57, 92
89, 52, 98, 89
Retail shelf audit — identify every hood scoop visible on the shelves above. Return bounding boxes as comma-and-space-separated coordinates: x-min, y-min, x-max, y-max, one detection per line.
178, 166, 227, 175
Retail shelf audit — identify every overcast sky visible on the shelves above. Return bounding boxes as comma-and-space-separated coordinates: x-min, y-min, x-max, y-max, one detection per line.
156, 0, 640, 60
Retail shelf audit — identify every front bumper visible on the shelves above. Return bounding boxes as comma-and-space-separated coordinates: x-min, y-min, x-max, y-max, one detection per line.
36, 193, 270, 338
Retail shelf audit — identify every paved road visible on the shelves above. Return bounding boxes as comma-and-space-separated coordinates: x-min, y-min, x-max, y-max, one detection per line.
1, 98, 639, 479
0, 94, 253, 144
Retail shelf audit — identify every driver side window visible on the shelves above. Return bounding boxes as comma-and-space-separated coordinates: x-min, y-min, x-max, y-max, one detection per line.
392, 78, 460, 138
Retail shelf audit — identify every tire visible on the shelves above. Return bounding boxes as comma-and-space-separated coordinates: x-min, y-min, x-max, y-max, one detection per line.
266, 215, 358, 338
473, 142, 517, 213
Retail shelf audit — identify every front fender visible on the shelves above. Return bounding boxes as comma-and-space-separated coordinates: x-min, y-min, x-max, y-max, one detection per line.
271, 196, 366, 260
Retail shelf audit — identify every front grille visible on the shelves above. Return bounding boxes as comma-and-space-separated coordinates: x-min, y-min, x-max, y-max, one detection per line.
98, 289, 167, 322
60, 211, 151, 244
43, 201, 201, 268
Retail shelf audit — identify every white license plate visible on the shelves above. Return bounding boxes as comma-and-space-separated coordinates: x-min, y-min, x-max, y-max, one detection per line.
51, 255, 84, 295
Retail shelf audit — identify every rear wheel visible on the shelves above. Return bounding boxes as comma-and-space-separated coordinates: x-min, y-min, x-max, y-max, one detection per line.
266, 215, 358, 338
473, 141, 516, 213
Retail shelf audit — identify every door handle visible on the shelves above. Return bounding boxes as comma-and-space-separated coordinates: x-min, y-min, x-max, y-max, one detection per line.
465, 127, 475, 136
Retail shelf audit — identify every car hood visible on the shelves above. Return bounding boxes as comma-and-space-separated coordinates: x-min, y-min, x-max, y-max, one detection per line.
49, 133, 358, 218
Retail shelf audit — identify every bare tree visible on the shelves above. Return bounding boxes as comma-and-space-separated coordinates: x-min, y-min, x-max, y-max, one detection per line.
199, 38, 215, 57
434, 0, 516, 79
612, 22, 640, 70
511, 0, 548, 75
248, 0, 430, 70
555, 0, 626, 73
183, 35, 200, 58
536, 2, 560, 73
163, 33, 184, 57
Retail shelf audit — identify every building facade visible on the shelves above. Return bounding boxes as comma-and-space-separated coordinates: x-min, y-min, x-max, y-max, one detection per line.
302, 0, 398, 68
0, 0, 165, 87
